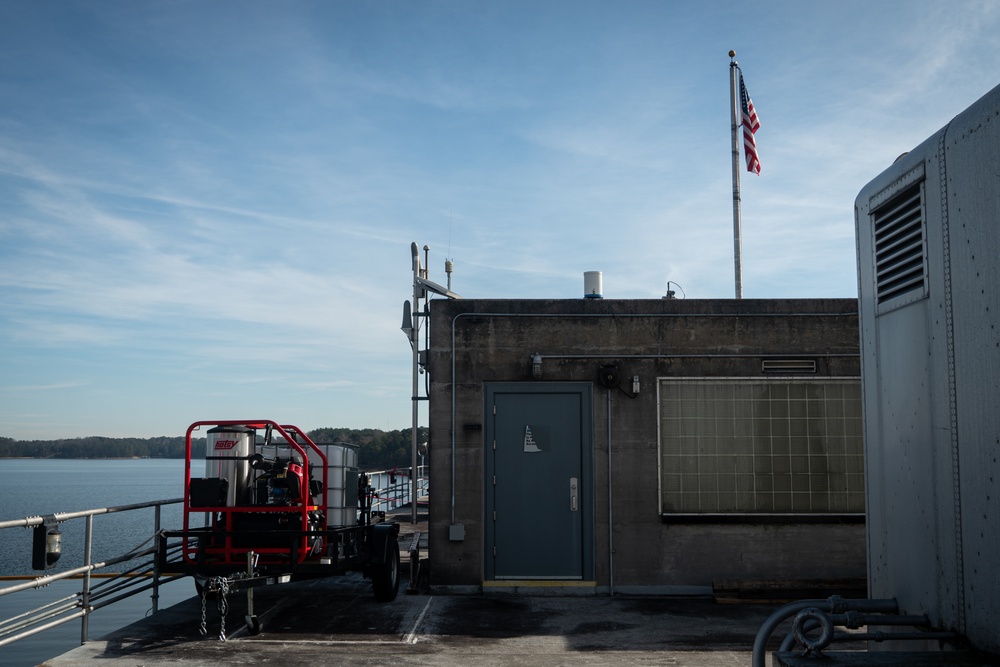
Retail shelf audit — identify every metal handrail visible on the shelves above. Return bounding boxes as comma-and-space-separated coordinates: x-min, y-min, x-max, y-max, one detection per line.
0, 498, 183, 649
366, 465, 428, 514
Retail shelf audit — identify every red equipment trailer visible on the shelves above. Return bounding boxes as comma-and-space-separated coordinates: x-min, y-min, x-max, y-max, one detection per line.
157, 420, 400, 635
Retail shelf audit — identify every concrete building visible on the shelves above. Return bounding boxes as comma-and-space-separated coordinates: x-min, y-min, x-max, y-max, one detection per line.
425, 296, 867, 594
855, 81, 1000, 654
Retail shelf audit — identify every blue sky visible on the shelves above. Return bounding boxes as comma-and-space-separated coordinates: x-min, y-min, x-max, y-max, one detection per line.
1, 1, 998, 440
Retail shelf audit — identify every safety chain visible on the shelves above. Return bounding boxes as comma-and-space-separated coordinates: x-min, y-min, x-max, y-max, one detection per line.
199, 584, 208, 637
198, 576, 234, 641
217, 577, 230, 641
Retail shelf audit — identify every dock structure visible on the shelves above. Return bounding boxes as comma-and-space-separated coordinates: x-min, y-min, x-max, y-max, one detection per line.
35, 506, 780, 666
42, 579, 784, 667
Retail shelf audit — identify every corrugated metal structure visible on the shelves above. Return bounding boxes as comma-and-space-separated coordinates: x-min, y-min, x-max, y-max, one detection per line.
855, 82, 1000, 653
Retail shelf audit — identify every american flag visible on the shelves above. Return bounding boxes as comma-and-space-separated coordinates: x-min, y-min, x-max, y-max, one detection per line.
740, 74, 761, 175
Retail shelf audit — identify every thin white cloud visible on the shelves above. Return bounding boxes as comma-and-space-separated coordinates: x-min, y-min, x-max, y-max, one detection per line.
2, 1, 999, 438
0, 381, 89, 392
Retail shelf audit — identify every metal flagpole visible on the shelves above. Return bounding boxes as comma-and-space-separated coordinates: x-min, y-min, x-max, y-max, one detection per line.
729, 50, 743, 299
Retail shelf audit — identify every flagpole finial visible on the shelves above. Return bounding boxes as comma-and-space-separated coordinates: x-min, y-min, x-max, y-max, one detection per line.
729, 50, 736, 58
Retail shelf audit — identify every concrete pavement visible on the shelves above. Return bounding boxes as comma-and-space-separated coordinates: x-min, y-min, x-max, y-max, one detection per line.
42, 574, 781, 667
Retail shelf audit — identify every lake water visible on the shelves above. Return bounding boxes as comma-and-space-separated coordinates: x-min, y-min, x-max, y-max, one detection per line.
0, 459, 193, 667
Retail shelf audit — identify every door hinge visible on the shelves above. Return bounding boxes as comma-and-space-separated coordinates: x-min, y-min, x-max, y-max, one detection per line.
492, 475, 496, 486
493, 510, 496, 521
493, 404, 496, 415
492, 439, 496, 451
493, 546, 496, 557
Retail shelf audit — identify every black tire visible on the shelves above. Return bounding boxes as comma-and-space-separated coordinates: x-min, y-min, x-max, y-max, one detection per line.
246, 615, 262, 636
371, 535, 400, 602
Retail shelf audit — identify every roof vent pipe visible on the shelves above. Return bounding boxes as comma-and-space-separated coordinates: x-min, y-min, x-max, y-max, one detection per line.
584, 271, 603, 299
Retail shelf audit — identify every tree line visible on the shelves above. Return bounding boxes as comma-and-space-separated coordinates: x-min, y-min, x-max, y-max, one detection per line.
0, 427, 427, 472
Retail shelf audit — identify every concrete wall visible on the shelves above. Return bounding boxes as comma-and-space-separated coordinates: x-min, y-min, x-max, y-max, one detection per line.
856, 82, 1000, 652
427, 297, 866, 592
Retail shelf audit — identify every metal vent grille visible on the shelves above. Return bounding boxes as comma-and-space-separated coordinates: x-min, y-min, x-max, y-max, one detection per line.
873, 182, 926, 305
762, 359, 817, 374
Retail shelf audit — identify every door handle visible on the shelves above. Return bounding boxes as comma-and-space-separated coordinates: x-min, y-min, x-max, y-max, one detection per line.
570, 477, 578, 512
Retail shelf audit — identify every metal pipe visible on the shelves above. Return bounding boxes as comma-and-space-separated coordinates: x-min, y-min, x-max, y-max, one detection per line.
411, 271, 421, 525
81, 514, 93, 644
0, 611, 87, 649
86, 562, 158, 603
607, 390, 614, 595
0, 594, 78, 628
832, 613, 929, 629
758, 601, 834, 660
782, 626, 959, 653
729, 56, 743, 299
89, 580, 170, 612
535, 352, 858, 360
87, 575, 186, 611
0, 548, 158, 598
781, 614, 932, 652
0, 498, 182, 530
152, 504, 161, 614
0, 599, 80, 638
752, 596, 898, 667
838, 630, 960, 643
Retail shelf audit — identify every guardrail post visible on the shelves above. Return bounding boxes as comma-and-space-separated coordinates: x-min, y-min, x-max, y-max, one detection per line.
152, 504, 161, 614
81, 515, 93, 644
1, 498, 183, 652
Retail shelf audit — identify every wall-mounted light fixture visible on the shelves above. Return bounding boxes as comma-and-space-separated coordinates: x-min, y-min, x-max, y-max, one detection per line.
32, 516, 62, 570
531, 353, 543, 379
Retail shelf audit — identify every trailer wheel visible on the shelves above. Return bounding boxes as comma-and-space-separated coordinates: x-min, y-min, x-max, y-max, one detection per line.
371, 535, 400, 602
246, 614, 262, 636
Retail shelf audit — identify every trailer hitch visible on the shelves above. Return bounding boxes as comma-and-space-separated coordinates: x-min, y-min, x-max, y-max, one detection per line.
198, 551, 265, 641
199, 575, 232, 641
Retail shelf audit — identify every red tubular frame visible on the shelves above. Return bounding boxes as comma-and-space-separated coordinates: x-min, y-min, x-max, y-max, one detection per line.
181, 420, 330, 567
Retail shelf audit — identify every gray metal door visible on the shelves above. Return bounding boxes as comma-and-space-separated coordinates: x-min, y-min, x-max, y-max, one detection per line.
485, 383, 593, 580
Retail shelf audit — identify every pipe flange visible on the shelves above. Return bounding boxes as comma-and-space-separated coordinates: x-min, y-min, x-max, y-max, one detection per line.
793, 607, 834, 654
843, 609, 865, 629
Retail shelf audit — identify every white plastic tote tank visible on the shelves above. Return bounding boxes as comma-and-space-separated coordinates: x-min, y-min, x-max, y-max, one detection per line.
257, 441, 358, 527
322, 443, 359, 527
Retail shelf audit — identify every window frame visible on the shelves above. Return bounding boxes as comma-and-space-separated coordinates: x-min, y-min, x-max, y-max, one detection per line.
656, 376, 865, 519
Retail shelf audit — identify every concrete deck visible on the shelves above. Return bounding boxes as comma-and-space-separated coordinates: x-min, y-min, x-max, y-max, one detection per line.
41, 574, 1000, 667
41, 575, 782, 667
37, 511, 998, 667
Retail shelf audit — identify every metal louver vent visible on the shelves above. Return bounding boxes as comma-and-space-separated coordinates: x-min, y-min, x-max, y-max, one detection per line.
761, 359, 817, 374
873, 182, 926, 305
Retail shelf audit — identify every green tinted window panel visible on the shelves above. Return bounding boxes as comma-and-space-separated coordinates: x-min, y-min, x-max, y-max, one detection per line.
658, 378, 864, 515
